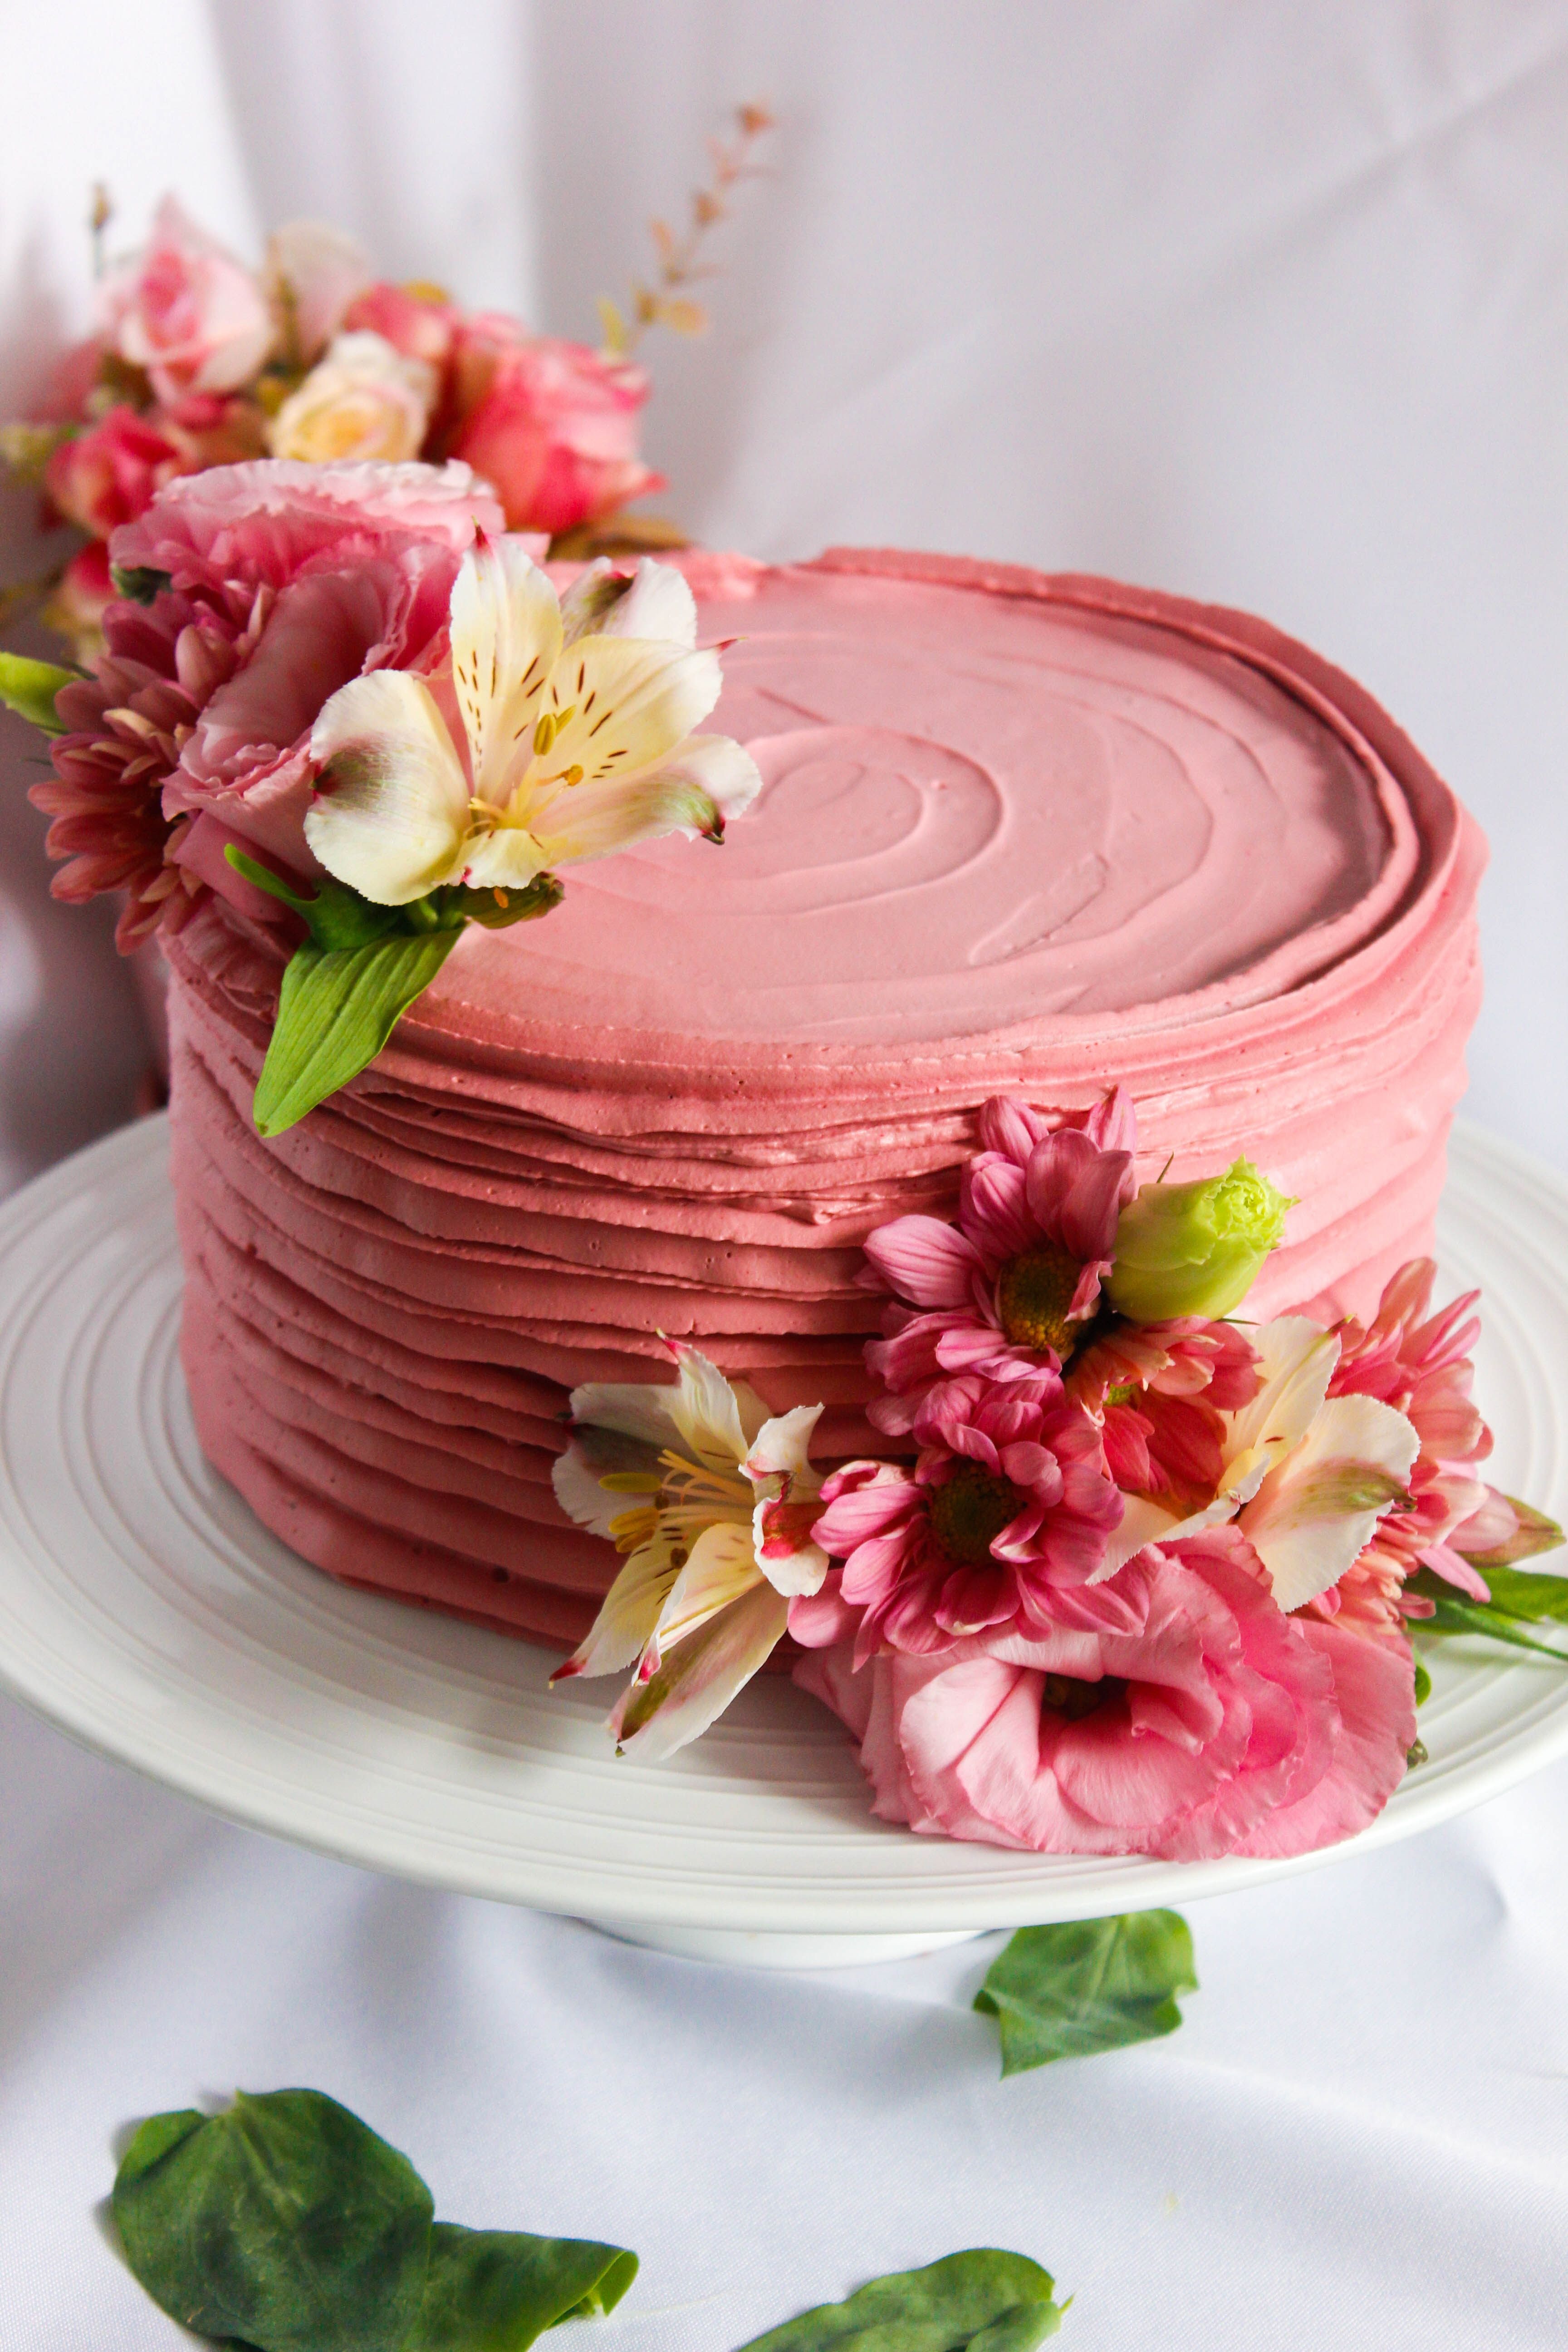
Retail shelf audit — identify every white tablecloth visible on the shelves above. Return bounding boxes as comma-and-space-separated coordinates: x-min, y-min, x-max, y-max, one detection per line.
4, 1686, 1567, 2350
4, 5, 1568, 2344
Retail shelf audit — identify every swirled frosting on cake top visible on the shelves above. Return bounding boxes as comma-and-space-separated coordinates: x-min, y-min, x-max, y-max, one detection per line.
436, 554, 1417, 1047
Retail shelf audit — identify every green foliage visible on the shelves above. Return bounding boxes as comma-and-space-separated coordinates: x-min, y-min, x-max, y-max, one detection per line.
0, 651, 77, 735
111, 2089, 435, 2352
110, 564, 172, 605
734, 2249, 1064, 2350
1409, 1558, 1568, 1664
227, 846, 564, 1134
1413, 1657, 1431, 1706
111, 2089, 639, 2350
252, 931, 463, 1137
975, 1913, 1196, 2075
408, 2224, 637, 2350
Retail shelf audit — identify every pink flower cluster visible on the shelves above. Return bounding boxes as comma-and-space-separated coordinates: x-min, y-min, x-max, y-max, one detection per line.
34, 461, 501, 948
786, 1090, 1474, 1864
19, 196, 662, 657
1311, 1259, 1517, 1638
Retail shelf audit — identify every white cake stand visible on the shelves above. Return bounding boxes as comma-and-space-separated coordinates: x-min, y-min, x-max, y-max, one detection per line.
1, 1115, 1566, 1970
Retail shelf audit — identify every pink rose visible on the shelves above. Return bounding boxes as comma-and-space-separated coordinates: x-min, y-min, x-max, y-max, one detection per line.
342, 280, 458, 372
450, 329, 663, 534
101, 196, 275, 402
44, 404, 196, 538
793, 1528, 1416, 1861
34, 457, 505, 949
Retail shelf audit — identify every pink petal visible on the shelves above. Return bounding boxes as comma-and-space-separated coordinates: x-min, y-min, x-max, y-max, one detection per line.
979, 1094, 1049, 1166
997, 1440, 1062, 1491
960, 1156, 1036, 1265
863, 1215, 984, 1310
1024, 1130, 1096, 1237
812, 1474, 918, 1553
1059, 1150, 1134, 1263
1082, 1084, 1139, 1156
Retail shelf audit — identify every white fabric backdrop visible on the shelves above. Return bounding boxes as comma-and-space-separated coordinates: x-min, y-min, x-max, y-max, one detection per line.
3, 5, 1568, 2344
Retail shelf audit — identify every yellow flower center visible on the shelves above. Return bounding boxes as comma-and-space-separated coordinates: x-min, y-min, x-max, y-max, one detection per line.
928, 1463, 1026, 1567
996, 1240, 1083, 1356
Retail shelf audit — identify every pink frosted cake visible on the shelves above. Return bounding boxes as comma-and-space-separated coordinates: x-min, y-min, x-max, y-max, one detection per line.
165, 548, 1485, 1649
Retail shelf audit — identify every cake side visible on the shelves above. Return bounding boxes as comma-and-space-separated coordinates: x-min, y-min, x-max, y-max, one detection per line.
167, 553, 1485, 1648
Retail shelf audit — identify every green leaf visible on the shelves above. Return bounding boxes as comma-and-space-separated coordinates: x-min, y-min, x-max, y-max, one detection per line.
110, 563, 172, 605
975, 1913, 1196, 2075
1413, 1657, 1431, 1706
254, 931, 461, 1137
1420, 1594, 1568, 1662
0, 651, 77, 734
1474, 1564, 1568, 1622
734, 2249, 1063, 2350
407, 2222, 637, 2350
1455, 1495, 1566, 1569
225, 845, 404, 952
110, 2088, 434, 2352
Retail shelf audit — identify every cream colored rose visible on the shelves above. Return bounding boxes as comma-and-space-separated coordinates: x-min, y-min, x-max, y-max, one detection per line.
267, 331, 435, 464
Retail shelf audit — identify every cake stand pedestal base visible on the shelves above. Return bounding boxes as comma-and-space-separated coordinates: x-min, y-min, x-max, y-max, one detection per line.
590, 1919, 990, 1970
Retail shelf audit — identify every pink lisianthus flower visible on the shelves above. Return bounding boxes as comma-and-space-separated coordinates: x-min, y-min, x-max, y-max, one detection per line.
863, 1091, 1137, 1428
100, 196, 275, 402
1309, 1258, 1534, 1639
450, 326, 664, 535
1066, 1314, 1260, 1502
32, 457, 504, 950
796, 1369, 1126, 1660
793, 1525, 1416, 1862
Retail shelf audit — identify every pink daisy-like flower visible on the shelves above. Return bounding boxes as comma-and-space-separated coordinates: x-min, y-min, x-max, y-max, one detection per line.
1309, 1258, 1506, 1639
793, 1524, 1416, 1862
862, 1090, 1138, 1426
796, 1368, 1126, 1662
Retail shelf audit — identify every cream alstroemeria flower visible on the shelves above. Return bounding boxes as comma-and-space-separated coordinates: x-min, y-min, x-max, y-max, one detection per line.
1097, 1316, 1420, 1610
550, 1343, 829, 1761
304, 542, 761, 906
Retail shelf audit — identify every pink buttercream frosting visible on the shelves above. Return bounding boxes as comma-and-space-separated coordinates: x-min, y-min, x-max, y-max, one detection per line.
168, 550, 1485, 1647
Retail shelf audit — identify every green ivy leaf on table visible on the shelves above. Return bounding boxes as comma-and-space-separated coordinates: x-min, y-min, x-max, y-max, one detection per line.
975, 1912, 1197, 2076
734, 2249, 1065, 2349
226, 846, 563, 1138
110, 2087, 638, 2351
407, 2223, 638, 2350
112, 2089, 434, 2352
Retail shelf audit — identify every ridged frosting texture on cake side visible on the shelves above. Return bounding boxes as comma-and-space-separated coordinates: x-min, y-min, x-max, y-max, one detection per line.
167, 553, 1485, 1647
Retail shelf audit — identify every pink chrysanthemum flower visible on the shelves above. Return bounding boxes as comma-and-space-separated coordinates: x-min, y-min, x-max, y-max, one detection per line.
31, 592, 260, 951
863, 1090, 1138, 1423
1066, 1314, 1261, 1503
798, 1368, 1127, 1661
1309, 1258, 1502, 1639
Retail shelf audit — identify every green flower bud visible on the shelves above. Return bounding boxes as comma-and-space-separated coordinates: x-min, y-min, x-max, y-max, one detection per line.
1106, 1157, 1293, 1324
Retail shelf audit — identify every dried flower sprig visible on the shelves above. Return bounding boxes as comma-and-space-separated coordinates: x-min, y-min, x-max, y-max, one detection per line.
599, 102, 774, 358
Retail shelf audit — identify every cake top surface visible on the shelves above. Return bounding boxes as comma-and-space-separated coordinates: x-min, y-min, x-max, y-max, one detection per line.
425, 552, 1421, 1053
